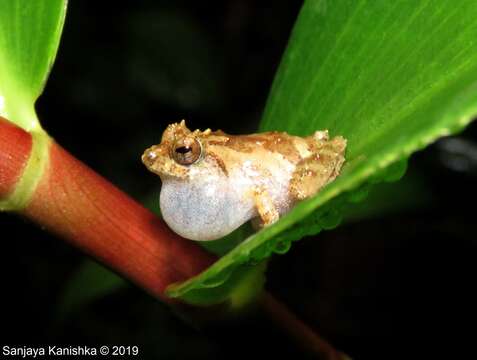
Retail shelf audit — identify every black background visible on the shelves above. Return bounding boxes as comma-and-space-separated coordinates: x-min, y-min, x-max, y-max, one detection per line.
1, 1, 476, 359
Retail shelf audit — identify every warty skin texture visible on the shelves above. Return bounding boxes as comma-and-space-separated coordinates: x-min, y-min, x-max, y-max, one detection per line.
142, 121, 346, 241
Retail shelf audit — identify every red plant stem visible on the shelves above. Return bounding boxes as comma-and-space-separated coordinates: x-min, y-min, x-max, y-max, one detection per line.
0, 117, 215, 302
1, 117, 346, 357
0, 117, 32, 197
260, 292, 349, 360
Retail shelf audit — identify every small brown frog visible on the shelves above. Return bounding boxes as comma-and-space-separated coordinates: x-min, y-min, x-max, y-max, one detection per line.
142, 120, 346, 241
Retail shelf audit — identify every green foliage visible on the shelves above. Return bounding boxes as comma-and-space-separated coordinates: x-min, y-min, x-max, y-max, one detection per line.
168, 0, 477, 304
343, 167, 433, 222
0, 0, 66, 131
58, 260, 126, 319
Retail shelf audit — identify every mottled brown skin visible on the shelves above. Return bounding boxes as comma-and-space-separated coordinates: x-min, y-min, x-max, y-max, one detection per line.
142, 120, 347, 239
290, 134, 347, 200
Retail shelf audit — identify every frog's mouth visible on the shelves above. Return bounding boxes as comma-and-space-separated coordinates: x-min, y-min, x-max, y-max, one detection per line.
142, 145, 188, 180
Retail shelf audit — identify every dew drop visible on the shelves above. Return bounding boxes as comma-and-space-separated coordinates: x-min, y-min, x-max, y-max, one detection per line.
274, 240, 292, 254
382, 158, 408, 182
347, 183, 371, 203
318, 208, 342, 230
201, 270, 233, 288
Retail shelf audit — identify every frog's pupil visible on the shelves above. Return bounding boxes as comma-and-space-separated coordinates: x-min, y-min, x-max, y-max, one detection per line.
175, 146, 191, 154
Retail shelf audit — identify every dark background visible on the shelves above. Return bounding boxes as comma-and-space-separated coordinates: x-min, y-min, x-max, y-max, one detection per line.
1, 1, 476, 359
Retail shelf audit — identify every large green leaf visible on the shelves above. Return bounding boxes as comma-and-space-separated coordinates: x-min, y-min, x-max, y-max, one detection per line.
0, 0, 67, 131
167, 0, 477, 305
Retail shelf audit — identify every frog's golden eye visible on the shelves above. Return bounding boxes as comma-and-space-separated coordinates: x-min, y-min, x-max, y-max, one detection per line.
172, 137, 202, 165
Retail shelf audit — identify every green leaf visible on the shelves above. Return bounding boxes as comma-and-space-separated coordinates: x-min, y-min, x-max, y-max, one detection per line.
57, 260, 126, 319
0, 0, 67, 131
343, 167, 433, 222
168, 0, 477, 305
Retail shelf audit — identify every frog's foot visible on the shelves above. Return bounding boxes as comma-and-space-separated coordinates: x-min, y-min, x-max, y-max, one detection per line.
252, 187, 279, 227
290, 135, 347, 200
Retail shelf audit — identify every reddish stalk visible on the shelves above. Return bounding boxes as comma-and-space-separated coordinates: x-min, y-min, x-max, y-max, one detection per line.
0, 116, 215, 302
0, 117, 346, 357
260, 292, 349, 360
0, 117, 32, 197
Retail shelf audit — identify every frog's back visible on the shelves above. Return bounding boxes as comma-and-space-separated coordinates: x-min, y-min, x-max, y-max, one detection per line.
217, 131, 310, 165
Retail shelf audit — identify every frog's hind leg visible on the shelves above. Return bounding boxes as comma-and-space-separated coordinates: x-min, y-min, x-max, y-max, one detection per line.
290, 134, 347, 200
251, 187, 279, 228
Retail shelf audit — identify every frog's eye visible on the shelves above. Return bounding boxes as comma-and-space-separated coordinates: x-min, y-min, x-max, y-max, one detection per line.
172, 137, 202, 165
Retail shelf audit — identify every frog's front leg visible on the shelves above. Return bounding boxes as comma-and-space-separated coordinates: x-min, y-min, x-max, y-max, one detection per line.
252, 187, 279, 227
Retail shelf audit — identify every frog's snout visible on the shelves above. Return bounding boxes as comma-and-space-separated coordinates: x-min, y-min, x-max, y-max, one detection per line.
142, 146, 159, 169
142, 144, 189, 179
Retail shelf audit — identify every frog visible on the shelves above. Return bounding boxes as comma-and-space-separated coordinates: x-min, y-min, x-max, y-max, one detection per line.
142, 120, 347, 241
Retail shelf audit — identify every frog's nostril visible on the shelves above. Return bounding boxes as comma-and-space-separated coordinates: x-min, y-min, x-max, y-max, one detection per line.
147, 150, 157, 160
142, 148, 157, 166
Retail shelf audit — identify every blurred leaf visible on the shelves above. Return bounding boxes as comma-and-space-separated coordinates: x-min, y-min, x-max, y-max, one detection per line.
0, 0, 66, 131
126, 9, 225, 111
58, 260, 126, 319
167, 0, 477, 304
343, 167, 433, 222
173, 262, 266, 307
